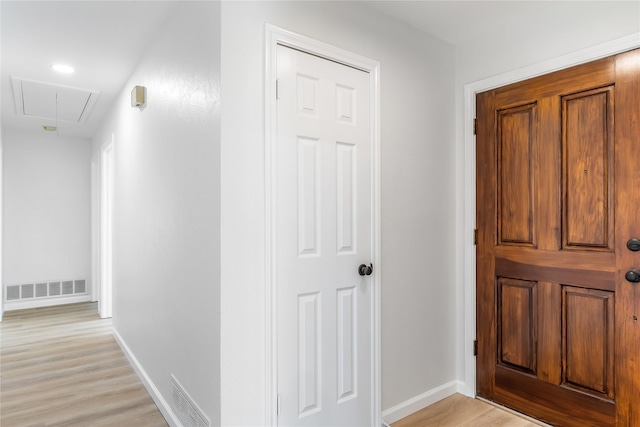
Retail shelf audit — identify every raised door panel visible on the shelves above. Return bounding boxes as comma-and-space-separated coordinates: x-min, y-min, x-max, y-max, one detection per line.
562, 86, 614, 251
298, 74, 319, 117
298, 137, 321, 257
497, 104, 536, 246
562, 286, 614, 399
298, 292, 321, 417
336, 142, 356, 255
336, 287, 357, 403
498, 278, 537, 373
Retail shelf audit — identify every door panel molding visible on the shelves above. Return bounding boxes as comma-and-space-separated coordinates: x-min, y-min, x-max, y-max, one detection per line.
264, 25, 381, 426
463, 32, 640, 398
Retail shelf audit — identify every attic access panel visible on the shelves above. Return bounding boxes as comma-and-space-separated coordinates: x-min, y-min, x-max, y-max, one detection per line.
11, 77, 100, 123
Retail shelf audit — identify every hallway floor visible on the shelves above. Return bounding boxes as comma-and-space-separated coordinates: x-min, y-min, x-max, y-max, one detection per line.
392, 393, 545, 427
0, 302, 168, 426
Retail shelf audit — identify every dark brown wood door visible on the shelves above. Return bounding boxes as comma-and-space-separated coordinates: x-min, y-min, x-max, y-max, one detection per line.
476, 48, 640, 427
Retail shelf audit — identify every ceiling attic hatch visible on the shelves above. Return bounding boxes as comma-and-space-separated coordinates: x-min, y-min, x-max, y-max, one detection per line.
11, 77, 99, 123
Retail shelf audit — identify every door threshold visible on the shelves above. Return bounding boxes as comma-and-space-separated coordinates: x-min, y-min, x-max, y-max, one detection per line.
476, 397, 552, 427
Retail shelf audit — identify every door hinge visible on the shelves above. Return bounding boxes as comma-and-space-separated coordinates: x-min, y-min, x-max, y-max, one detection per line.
473, 228, 478, 245
277, 393, 281, 416
276, 79, 280, 100
473, 340, 478, 356
473, 118, 477, 135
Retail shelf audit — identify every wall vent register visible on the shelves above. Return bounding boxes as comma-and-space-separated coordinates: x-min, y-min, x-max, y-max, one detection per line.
5, 279, 87, 302
171, 374, 210, 427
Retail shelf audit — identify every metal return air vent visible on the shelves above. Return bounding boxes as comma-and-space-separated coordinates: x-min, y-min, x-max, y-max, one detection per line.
171, 375, 210, 427
5, 279, 87, 302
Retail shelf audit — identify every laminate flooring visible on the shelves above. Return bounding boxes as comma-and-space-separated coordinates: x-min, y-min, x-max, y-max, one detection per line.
392, 393, 546, 427
1, 303, 548, 427
0, 302, 168, 427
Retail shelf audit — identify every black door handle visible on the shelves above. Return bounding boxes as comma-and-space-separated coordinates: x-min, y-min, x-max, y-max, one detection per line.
625, 269, 640, 283
628, 238, 640, 252
358, 263, 373, 276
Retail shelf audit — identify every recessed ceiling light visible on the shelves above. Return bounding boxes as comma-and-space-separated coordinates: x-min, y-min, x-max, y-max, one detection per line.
52, 64, 74, 74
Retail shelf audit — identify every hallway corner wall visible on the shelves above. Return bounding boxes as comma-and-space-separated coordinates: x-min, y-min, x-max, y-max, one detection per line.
92, 1, 221, 425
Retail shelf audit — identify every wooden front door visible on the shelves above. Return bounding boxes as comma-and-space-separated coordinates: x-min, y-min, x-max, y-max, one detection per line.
476, 48, 640, 426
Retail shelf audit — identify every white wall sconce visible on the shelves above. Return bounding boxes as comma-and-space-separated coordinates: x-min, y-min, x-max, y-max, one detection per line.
131, 85, 146, 108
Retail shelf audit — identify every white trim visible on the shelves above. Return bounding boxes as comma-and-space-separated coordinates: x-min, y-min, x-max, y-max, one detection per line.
381, 380, 461, 424
99, 136, 114, 319
264, 24, 382, 426
91, 153, 101, 303
462, 32, 640, 397
4, 294, 92, 311
113, 329, 180, 427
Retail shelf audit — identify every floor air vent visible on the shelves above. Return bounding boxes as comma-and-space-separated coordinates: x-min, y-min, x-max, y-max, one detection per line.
171, 375, 210, 427
5, 279, 87, 302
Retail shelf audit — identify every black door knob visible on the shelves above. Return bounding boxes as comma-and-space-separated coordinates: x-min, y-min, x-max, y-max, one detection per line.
358, 263, 373, 276
628, 238, 640, 252
625, 269, 640, 283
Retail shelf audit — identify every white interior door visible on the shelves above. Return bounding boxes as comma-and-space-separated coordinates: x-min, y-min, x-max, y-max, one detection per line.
99, 140, 114, 319
276, 44, 373, 426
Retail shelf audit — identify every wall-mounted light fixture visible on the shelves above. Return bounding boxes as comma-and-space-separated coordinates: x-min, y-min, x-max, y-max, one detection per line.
131, 85, 146, 108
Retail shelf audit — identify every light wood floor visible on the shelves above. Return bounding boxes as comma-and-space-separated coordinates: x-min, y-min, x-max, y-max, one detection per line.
1, 303, 546, 427
392, 393, 545, 427
1, 302, 168, 426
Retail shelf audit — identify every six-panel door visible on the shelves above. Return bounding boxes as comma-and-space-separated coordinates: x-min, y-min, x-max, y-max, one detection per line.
276, 45, 373, 426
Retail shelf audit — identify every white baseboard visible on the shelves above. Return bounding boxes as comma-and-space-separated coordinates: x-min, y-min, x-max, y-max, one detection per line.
381, 380, 462, 424
4, 294, 92, 311
112, 329, 181, 427
457, 379, 474, 397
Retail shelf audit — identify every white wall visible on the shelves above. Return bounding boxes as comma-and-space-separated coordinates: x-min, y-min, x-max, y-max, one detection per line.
0, 126, 3, 320
454, 0, 640, 389
92, 1, 221, 424
3, 128, 91, 286
220, 2, 456, 424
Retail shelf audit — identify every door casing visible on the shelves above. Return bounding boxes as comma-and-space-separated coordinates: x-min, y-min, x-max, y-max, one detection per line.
99, 136, 114, 319
264, 24, 381, 426
463, 32, 640, 397
91, 153, 100, 303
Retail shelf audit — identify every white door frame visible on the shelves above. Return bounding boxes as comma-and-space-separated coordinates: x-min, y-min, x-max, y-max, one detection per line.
264, 24, 382, 426
462, 33, 640, 397
99, 136, 114, 319
91, 153, 101, 303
